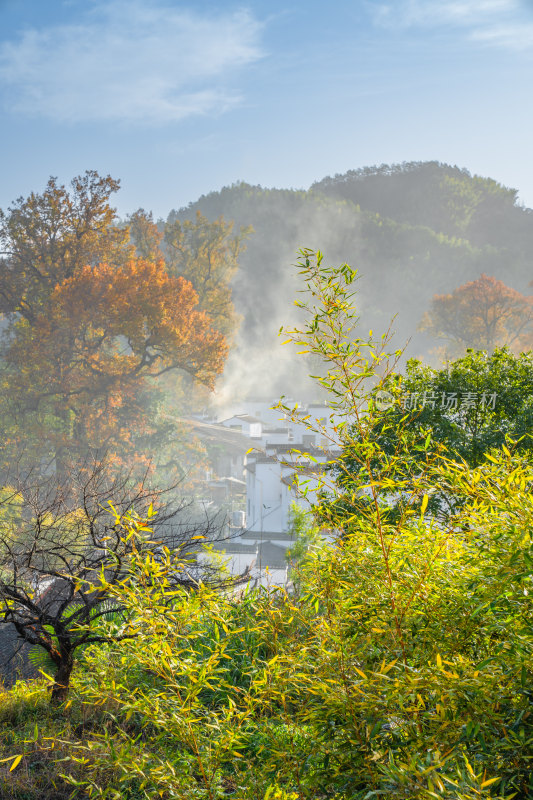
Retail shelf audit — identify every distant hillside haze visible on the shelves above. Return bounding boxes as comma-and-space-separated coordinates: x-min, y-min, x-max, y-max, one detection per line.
167, 161, 533, 403
311, 162, 533, 250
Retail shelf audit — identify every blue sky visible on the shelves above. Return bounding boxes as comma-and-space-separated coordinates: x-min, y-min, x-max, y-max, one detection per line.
1, 0, 533, 218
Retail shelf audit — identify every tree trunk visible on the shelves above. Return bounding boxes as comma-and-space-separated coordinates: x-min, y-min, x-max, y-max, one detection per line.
51, 655, 73, 704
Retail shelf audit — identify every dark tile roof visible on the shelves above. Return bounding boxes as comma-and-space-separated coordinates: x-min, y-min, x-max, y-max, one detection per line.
241, 530, 296, 542
210, 541, 258, 555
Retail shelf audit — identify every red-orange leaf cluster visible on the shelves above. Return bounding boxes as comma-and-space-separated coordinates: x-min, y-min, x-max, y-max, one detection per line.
420, 274, 533, 356
5, 259, 226, 462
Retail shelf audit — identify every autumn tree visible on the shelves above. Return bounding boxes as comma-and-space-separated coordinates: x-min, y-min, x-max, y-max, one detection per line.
0, 173, 228, 475
419, 273, 533, 356
164, 210, 251, 339
0, 172, 129, 318
126, 207, 250, 338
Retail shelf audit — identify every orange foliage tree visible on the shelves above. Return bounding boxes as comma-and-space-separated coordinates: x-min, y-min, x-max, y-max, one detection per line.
419, 273, 533, 356
125, 208, 251, 339
0, 173, 227, 475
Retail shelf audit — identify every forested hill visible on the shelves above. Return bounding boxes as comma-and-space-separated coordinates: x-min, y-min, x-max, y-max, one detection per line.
168, 162, 533, 401
311, 162, 533, 251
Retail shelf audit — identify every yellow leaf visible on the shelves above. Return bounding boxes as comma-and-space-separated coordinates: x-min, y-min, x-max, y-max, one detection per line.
420, 494, 429, 514
436, 653, 442, 668
464, 756, 475, 777
481, 777, 500, 788
10, 755, 22, 772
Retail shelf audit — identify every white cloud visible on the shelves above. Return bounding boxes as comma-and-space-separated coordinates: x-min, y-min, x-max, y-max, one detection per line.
371, 0, 533, 49
0, 0, 264, 123
470, 21, 533, 48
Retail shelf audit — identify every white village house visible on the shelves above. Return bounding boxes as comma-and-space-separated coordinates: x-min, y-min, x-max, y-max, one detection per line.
194, 400, 339, 586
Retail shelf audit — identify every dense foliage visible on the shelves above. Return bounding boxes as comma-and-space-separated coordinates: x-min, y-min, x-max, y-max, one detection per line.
327, 347, 533, 522
1, 251, 531, 799
1, 442, 531, 799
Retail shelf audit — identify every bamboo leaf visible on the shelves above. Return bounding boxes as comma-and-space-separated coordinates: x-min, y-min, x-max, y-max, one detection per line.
9, 755, 23, 772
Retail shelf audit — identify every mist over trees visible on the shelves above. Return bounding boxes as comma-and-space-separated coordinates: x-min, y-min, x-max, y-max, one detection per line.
1, 161, 532, 474
169, 160, 533, 401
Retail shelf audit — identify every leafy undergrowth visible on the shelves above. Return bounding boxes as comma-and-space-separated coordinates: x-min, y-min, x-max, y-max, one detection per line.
0, 678, 89, 799
0, 676, 157, 800
2, 444, 531, 800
